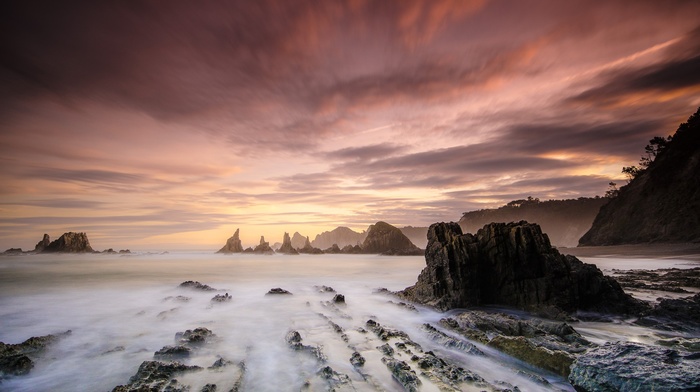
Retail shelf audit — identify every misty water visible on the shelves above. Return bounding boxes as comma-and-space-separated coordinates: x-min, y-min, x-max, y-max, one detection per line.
1, 253, 698, 391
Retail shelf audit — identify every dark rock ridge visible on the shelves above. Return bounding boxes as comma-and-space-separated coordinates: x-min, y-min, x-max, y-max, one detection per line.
34, 234, 50, 252
42, 232, 93, 253
461, 197, 608, 247
400, 221, 647, 315
569, 341, 700, 391
297, 236, 323, 254
217, 228, 243, 253
580, 107, 700, 245
277, 232, 298, 255
2, 248, 23, 254
311, 226, 366, 249
361, 221, 422, 255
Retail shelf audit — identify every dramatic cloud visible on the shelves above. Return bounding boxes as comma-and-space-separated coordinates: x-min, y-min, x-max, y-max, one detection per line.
1, 0, 699, 249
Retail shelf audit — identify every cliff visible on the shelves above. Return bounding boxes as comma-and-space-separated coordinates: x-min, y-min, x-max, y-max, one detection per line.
361, 221, 422, 255
460, 198, 608, 247
42, 232, 94, 253
311, 227, 366, 249
580, 107, 700, 245
217, 229, 243, 253
400, 221, 647, 315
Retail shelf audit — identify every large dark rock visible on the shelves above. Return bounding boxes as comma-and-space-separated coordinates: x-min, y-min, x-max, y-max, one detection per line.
277, 232, 298, 255
34, 234, 50, 252
569, 341, 700, 391
580, 107, 700, 245
217, 228, 243, 253
42, 232, 93, 253
400, 221, 648, 315
362, 221, 422, 255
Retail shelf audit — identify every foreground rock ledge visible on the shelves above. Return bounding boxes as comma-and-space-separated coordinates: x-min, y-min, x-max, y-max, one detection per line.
399, 221, 648, 315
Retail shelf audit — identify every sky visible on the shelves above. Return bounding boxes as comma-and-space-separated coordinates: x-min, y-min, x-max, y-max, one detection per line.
1, 0, 700, 251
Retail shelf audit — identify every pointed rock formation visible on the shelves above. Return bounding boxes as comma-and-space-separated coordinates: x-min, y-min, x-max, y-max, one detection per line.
253, 236, 274, 254
34, 234, 50, 252
400, 221, 648, 315
42, 232, 93, 253
298, 236, 323, 254
362, 221, 422, 255
277, 232, 298, 255
217, 229, 243, 253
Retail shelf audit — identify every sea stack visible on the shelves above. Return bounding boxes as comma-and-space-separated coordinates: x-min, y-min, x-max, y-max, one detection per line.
400, 221, 647, 315
362, 221, 422, 255
277, 232, 298, 255
297, 236, 323, 254
34, 234, 50, 252
217, 229, 243, 253
42, 232, 94, 253
253, 236, 274, 254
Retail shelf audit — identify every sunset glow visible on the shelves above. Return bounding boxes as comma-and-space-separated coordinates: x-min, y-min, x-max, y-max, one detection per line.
2, 0, 699, 250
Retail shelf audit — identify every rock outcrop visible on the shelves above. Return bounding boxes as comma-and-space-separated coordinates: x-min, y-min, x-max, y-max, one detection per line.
0, 331, 70, 377
400, 221, 647, 315
297, 236, 323, 254
311, 227, 366, 249
277, 232, 298, 255
217, 228, 243, 253
569, 341, 700, 391
361, 221, 422, 255
34, 234, 50, 252
580, 107, 700, 245
635, 293, 700, 332
42, 232, 93, 253
252, 236, 274, 254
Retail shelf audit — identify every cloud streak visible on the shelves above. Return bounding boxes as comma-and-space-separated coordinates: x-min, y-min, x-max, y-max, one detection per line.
1, 1, 700, 249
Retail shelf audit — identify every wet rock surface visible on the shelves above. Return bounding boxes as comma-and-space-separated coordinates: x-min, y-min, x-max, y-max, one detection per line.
569, 341, 700, 392
266, 287, 292, 295
0, 331, 70, 378
111, 360, 203, 392
179, 281, 217, 291
636, 293, 700, 332
400, 221, 648, 315
612, 267, 700, 293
